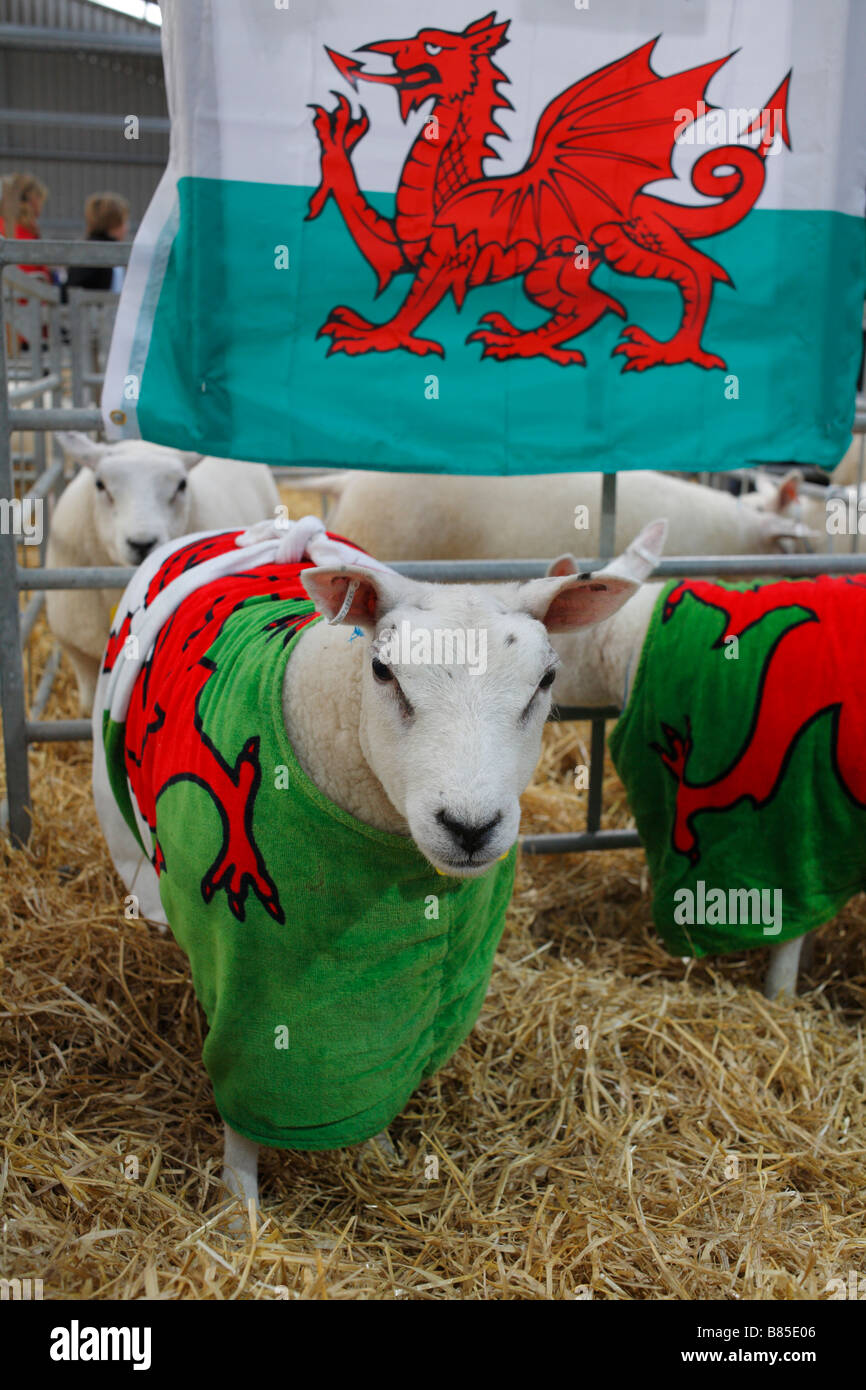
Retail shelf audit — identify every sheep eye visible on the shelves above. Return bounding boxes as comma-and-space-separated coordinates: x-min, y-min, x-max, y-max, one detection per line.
425, 41, 442, 56
94, 478, 105, 492
371, 658, 394, 683
539, 669, 556, 691
175, 478, 187, 497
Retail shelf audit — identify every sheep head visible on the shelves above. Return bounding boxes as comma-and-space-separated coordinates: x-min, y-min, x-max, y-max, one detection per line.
54, 432, 203, 567
301, 519, 666, 878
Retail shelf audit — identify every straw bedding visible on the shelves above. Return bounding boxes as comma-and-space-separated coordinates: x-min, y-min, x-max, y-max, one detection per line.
1, 491, 864, 1300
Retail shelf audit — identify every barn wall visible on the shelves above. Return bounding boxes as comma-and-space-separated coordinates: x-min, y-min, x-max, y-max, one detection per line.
0, 0, 168, 235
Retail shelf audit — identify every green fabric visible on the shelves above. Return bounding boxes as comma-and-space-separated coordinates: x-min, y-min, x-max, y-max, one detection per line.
608, 580, 866, 957
152, 603, 516, 1150
103, 711, 142, 851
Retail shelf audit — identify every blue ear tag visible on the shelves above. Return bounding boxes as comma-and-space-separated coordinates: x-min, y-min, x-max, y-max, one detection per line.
348, 626, 364, 642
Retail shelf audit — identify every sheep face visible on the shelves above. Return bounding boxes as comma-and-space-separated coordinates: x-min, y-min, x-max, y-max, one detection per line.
55, 433, 203, 566
357, 593, 561, 876
302, 523, 667, 877
739, 470, 823, 549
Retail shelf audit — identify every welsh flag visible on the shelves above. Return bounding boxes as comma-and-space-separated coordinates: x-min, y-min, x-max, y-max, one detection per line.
102, 0, 866, 475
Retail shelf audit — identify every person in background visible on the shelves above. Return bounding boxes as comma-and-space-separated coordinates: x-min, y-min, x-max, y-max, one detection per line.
0, 172, 51, 281
67, 192, 130, 292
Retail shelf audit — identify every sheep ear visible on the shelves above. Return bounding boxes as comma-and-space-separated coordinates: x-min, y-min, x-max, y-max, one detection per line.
777, 468, 802, 510
519, 571, 639, 633
752, 469, 802, 513
54, 431, 106, 468
547, 519, 667, 585
301, 564, 411, 632
525, 519, 666, 632
547, 553, 584, 579
177, 451, 205, 471
595, 518, 667, 584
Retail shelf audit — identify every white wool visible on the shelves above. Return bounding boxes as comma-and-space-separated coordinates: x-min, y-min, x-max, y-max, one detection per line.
830, 436, 862, 487
45, 434, 280, 712
298, 469, 808, 562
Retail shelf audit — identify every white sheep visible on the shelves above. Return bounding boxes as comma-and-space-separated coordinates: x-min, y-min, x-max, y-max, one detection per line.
45, 432, 281, 712
91, 513, 664, 1211
292, 468, 809, 561
741, 469, 866, 552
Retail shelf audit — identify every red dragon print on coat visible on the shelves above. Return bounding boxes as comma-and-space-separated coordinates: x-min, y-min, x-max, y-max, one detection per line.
307, 12, 790, 369
651, 577, 866, 864
102, 532, 323, 924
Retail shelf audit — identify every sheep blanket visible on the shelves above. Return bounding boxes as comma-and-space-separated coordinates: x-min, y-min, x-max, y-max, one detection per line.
92, 518, 516, 1150
608, 576, 866, 957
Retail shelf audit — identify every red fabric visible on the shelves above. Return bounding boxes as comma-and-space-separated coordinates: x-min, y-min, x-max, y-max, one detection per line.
103, 530, 353, 910
0, 218, 50, 280
656, 576, 866, 861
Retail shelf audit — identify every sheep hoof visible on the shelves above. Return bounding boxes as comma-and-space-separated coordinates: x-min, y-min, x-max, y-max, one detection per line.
364, 1129, 404, 1167
764, 935, 805, 1000
221, 1122, 260, 1223
216, 1195, 258, 1240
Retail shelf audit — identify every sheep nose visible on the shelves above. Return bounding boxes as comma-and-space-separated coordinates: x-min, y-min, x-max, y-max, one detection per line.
127, 536, 158, 563
436, 809, 502, 857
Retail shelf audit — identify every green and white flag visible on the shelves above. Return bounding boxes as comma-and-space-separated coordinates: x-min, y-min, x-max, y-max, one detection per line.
103, 0, 866, 475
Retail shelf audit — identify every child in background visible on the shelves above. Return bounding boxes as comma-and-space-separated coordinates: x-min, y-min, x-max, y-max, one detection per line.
67, 193, 130, 292
0, 172, 51, 281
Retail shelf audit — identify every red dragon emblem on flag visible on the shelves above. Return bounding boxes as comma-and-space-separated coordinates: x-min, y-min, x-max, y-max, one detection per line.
307, 11, 790, 369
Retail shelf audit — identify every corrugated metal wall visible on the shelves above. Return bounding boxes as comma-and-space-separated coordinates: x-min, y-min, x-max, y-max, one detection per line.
3, 0, 159, 35
0, 0, 168, 235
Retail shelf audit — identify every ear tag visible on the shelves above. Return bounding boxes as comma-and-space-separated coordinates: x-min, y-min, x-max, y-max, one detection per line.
328, 578, 360, 625
630, 542, 659, 568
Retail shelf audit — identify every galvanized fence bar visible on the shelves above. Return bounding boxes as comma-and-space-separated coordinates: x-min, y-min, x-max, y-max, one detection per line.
29, 646, 62, 722
19, 592, 44, 646
393, 552, 866, 580
852, 432, 865, 556
9, 407, 102, 431
0, 260, 32, 842
20, 549, 866, 595
555, 705, 621, 723
586, 717, 607, 835
25, 719, 92, 744
3, 266, 59, 303
4, 267, 60, 493
5, 240, 128, 269
24, 458, 64, 501
599, 472, 617, 559
522, 829, 641, 854
17, 564, 136, 588
68, 288, 121, 407
584, 474, 618, 834
9, 376, 63, 404
69, 292, 84, 409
